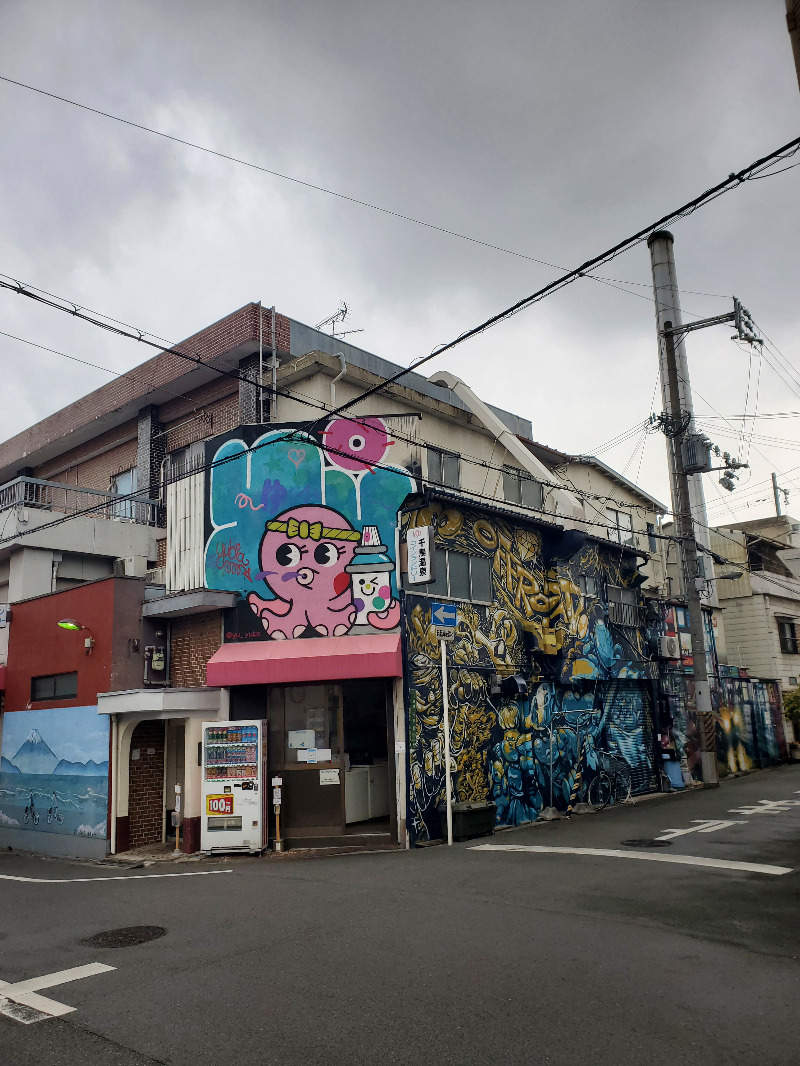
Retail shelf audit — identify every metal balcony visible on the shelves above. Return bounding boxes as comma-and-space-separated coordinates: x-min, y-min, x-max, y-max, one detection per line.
0, 476, 160, 527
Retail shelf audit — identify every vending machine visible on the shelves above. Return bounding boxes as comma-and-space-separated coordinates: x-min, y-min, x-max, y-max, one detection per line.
200, 720, 267, 854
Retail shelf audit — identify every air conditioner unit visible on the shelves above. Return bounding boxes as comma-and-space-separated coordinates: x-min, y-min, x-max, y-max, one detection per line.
117, 556, 148, 578
658, 635, 680, 659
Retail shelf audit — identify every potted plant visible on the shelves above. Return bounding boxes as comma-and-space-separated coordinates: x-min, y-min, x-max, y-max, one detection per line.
782, 687, 800, 761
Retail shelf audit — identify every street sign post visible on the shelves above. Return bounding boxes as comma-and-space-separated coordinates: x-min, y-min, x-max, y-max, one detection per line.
431, 603, 456, 846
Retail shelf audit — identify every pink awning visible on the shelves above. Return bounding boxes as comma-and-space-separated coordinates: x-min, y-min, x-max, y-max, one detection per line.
206, 633, 402, 687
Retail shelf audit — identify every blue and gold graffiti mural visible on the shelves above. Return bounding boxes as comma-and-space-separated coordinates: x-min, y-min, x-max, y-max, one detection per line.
401, 502, 657, 843
204, 421, 416, 640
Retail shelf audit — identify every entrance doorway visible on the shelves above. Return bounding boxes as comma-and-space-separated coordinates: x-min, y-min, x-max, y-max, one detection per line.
127, 720, 165, 849
264, 679, 395, 846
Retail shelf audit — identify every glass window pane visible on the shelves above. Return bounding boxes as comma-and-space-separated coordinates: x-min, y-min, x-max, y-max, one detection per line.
284, 684, 338, 765
427, 448, 442, 485
54, 672, 78, 698
521, 477, 544, 510
448, 551, 470, 599
427, 548, 448, 597
619, 513, 634, 545
470, 555, 492, 602
442, 453, 460, 489
606, 509, 619, 542
32, 676, 56, 701
503, 468, 521, 504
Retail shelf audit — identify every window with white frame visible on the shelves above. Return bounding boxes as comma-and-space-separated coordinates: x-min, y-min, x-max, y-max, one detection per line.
404, 548, 492, 603
607, 508, 634, 546
502, 467, 544, 510
110, 467, 138, 519
427, 448, 460, 490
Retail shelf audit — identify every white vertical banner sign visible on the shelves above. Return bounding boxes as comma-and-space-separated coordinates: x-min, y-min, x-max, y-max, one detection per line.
407, 526, 433, 584
441, 639, 453, 846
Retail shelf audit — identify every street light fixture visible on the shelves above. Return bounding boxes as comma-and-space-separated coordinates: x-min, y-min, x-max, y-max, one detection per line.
56, 618, 95, 654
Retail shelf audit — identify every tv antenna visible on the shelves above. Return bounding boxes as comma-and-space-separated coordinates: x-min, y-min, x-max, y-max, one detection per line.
314, 302, 364, 339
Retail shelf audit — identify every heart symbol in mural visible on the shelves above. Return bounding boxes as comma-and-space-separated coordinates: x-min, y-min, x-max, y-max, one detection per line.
287, 448, 306, 469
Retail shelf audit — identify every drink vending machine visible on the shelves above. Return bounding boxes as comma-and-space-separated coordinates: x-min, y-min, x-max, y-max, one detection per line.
200, 720, 267, 853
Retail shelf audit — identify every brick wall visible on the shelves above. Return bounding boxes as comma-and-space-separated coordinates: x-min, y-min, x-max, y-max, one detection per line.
128, 719, 165, 848
34, 420, 138, 486
164, 394, 240, 452
170, 612, 222, 687
0, 304, 291, 475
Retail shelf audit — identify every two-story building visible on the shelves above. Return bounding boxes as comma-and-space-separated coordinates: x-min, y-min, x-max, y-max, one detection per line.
0, 302, 668, 856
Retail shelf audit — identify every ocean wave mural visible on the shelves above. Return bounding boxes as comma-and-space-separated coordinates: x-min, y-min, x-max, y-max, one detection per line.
0, 707, 108, 839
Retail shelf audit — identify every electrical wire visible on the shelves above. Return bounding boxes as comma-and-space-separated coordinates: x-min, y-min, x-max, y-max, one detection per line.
0, 73, 740, 303
0, 323, 671, 534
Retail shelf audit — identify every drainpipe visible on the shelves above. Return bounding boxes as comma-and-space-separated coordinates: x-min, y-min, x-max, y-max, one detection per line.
331, 353, 347, 410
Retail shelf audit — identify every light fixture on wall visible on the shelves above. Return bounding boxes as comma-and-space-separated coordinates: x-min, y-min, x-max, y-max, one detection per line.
57, 618, 95, 654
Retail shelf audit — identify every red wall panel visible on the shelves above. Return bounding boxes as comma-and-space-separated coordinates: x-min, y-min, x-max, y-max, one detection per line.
5, 580, 117, 712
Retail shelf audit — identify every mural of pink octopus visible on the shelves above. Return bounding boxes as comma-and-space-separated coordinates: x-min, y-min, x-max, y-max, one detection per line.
247, 505, 360, 639
321, 417, 394, 473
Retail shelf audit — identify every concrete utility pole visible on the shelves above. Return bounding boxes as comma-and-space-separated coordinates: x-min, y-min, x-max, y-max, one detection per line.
648, 230, 719, 786
773, 472, 783, 517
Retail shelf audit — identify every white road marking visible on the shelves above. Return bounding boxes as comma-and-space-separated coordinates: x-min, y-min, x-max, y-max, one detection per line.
0, 869, 232, 884
469, 844, 793, 876
656, 819, 748, 841
728, 799, 800, 816
0, 963, 115, 1025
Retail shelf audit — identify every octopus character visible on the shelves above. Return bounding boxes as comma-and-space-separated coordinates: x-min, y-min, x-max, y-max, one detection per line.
247, 505, 360, 638
321, 417, 394, 473
345, 525, 401, 630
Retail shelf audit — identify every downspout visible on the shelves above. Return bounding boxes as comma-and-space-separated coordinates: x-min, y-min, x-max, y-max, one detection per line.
331, 353, 347, 410
427, 370, 583, 518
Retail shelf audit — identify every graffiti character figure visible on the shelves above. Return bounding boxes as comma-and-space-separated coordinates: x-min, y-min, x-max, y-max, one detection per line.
321, 417, 394, 473
345, 526, 401, 630
247, 506, 360, 638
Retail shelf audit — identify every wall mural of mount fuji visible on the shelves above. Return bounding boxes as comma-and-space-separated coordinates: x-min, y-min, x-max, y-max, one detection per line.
0, 707, 109, 839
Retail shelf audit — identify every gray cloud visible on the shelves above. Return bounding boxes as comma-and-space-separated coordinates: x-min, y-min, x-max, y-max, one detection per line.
0, 0, 797, 521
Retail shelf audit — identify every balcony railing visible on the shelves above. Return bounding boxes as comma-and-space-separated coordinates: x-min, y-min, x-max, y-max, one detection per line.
0, 476, 160, 527
608, 600, 647, 629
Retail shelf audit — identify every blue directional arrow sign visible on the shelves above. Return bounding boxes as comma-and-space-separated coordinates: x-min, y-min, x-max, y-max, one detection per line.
431, 602, 457, 627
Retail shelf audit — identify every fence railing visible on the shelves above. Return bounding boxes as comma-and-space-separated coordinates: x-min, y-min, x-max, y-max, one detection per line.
608, 600, 646, 629
0, 476, 160, 527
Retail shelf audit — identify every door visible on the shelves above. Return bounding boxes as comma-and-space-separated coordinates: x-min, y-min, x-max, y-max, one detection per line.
269, 684, 344, 833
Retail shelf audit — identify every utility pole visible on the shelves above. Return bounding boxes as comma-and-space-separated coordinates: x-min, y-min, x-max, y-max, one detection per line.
648, 230, 720, 786
773, 472, 783, 516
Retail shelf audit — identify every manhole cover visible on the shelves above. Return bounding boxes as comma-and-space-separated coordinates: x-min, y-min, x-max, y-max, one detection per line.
621, 838, 672, 848
84, 926, 167, 948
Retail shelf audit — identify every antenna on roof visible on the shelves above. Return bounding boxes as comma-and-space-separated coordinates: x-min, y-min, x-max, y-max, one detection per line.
314, 302, 364, 339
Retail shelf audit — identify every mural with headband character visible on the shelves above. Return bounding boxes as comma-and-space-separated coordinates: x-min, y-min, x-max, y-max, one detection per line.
204, 420, 417, 641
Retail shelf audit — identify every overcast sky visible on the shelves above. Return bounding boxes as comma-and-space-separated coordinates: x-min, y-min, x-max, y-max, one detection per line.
1, 0, 798, 527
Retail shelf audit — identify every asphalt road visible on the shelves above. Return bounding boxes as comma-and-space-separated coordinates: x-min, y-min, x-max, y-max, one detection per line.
2, 766, 800, 1066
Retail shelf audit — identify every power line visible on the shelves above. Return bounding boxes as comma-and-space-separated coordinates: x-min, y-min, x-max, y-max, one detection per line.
301, 132, 800, 430
0, 415, 678, 551
3, 134, 798, 541
0, 324, 667, 525
3, 132, 798, 447
0, 72, 737, 303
